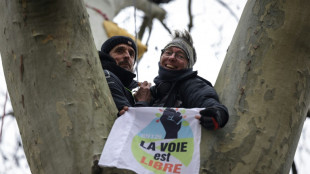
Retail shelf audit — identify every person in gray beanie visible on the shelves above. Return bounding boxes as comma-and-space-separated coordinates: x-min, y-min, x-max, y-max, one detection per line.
150, 30, 229, 130
98, 36, 151, 115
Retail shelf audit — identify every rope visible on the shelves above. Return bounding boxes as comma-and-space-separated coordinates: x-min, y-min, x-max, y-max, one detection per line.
133, 0, 140, 81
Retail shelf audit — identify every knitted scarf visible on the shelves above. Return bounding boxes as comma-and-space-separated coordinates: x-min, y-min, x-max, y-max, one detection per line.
153, 63, 197, 85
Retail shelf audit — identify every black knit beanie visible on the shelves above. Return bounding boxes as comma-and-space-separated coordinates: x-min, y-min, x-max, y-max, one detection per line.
101, 36, 137, 62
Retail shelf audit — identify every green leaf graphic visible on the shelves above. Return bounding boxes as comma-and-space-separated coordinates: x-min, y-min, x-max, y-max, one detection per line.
182, 121, 189, 126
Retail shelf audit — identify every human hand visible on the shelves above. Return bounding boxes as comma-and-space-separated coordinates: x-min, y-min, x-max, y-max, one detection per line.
160, 108, 182, 139
134, 81, 152, 103
195, 107, 223, 130
118, 106, 129, 116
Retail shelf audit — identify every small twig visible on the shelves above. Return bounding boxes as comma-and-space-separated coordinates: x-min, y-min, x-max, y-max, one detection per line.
145, 23, 153, 46
215, 0, 239, 22
187, 0, 193, 32
159, 20, 171, 34
292, 160, 297, 174
0, 92, 8, 143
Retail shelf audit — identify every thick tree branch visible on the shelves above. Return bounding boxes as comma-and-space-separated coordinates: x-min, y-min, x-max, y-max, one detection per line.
138, 16, 150, 40
138, 15, 154, 46
115, 0, 166, 21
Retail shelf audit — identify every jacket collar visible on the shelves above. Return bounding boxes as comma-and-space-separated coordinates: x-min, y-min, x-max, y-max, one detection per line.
99, 51, 136, 88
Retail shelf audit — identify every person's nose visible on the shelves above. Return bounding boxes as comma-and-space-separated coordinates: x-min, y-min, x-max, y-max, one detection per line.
167, 52, 177, 61
123, 50, 130, 60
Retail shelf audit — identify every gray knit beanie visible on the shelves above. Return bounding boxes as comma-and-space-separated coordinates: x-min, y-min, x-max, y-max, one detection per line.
162, 30, 197, 68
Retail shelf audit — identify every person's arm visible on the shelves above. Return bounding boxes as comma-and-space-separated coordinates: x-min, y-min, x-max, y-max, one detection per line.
117, 81, 152, 116
104, 70, 133, 111
180, 78, 229, 130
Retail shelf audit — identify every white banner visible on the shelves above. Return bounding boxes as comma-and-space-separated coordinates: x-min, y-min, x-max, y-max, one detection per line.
99, 107, 202, 174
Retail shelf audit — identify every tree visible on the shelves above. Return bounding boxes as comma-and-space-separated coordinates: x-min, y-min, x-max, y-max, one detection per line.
0, 1, 118, 173
0, 0, 309, 174
212, 0, 310, 173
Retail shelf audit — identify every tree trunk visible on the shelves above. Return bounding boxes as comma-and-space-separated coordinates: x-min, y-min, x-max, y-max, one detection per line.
207, 0, 310, 173
0, 0, 118, 173
1, 0, 309, 174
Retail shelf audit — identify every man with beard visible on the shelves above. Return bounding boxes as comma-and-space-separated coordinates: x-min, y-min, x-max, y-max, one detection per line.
99, 36, 151, 115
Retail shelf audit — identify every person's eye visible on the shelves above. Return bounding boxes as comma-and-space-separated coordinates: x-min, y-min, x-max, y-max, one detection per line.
115, 48, 123, 53
129, 50, 135, 57
176, 54, 186, 59
177, 54, 184, 59
165, 50, 172, 55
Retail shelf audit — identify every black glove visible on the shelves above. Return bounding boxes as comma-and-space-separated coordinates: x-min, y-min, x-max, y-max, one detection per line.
199, 107, 227, 130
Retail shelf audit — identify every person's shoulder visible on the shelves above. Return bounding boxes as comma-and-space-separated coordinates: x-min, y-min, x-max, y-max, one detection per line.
182, 75, 213, 87
128, 80, 139, 89
104, 70, 120, 81
196, 76, 213, 87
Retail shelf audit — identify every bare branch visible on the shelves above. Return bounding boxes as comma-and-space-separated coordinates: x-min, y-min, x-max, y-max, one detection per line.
187, 0, 193, 32
149, 0, 174, 4
159, 20, 172, 34
145, 23, 153, 46
135, 0, 171, 41
215, 0, 239, 21
292, 161, 298, 174
0, 92, 8, 142
115, 0, 166, 21
138, 16, 149, 40
138, 15, 154, 46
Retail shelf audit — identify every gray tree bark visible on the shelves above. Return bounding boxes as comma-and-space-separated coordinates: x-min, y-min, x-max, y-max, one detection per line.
207, 0, 310, 173
1, 0, 309, 174
0, 0, 118, 173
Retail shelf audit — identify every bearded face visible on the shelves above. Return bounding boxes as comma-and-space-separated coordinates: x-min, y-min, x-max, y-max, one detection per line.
109, 44, 135, 72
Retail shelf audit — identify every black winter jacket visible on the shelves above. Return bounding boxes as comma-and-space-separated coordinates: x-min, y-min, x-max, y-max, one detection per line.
99, 51, 149, 111
151, 64, 229, 126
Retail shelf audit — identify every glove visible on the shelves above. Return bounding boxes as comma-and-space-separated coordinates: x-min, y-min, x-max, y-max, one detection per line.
199, 107, 227, 130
